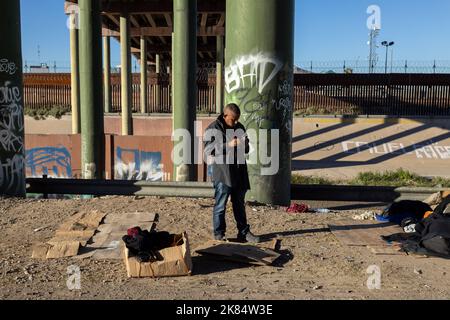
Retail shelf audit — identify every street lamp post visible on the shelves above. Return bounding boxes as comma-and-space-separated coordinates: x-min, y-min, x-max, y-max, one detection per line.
381, 41, 395, 74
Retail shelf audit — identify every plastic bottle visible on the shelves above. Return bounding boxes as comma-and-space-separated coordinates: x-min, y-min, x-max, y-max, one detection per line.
315, 208, 330, 214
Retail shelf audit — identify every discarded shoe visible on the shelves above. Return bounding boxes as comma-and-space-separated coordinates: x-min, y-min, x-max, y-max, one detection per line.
237, 231, 261, 244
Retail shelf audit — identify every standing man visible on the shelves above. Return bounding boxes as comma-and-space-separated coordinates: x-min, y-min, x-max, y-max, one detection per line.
204, 103, 261, 243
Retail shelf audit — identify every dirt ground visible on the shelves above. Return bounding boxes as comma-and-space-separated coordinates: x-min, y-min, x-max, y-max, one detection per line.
0, 195, 449, 300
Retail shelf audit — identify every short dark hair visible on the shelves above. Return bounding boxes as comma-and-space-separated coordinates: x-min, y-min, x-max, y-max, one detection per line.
224, 103, 241, 117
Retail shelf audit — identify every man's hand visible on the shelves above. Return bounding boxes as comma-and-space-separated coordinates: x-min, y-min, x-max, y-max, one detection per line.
227, 137, 241, 148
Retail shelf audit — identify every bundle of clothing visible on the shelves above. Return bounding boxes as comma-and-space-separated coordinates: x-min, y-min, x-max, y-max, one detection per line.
122, 227, 181, 263
378, 197, 450, 257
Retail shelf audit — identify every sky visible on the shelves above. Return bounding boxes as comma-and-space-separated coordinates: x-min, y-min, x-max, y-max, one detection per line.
19, 0, 450, 71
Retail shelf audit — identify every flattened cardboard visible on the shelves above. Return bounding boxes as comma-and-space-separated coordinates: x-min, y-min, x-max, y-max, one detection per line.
124, 232, 192, 278
31, 210, 106, 259
195, 241, 281, 266
328, 219, 404, 247
45, 241, 80, 259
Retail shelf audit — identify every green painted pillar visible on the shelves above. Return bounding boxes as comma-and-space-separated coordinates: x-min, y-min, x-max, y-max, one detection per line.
173, 0, 197, 182
0, 0, 25, 196
216, 35, 224, 114
140, 36, 147, 114
70, 14, 81, 134
103, 36, 111, 114
120, 12, 132, 135
224, 0, 295, 206
79, 0, 105, 179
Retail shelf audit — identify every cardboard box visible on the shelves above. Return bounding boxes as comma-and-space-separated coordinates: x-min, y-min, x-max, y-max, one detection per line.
124, 232, 193, 278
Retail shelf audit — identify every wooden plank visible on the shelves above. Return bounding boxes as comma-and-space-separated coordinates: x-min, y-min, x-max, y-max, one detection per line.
328, 219, 404, 247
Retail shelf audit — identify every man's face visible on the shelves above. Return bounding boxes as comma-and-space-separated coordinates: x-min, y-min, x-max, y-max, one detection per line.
223, 112, 240, 128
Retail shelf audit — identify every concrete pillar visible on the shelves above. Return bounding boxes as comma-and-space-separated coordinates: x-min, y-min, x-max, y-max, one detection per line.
79, 0, 105, 179
70, 14, 81, 134
224, 0, 295, 206
103, 36, 111, 113
120, 12, 132, 135
216, 35, 224, 114
0, 0, 26, 196
140, 36, 148, 114
173, 0, 197, 181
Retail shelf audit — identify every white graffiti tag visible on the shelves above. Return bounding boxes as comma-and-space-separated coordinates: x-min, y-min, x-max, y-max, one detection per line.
0, 59, 17, 75
225, 53, 283, 94
0, 81, 24, 153
0, 154, 25, 195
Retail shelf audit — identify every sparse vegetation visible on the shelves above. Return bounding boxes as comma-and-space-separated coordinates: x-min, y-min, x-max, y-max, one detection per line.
25, 105, 70, 120
292, 168, 450, 188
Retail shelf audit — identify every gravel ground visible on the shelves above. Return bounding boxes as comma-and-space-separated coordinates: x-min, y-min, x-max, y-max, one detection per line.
0, 196, 449, 300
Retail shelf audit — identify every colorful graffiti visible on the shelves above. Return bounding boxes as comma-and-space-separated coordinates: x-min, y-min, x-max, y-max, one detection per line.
25, 146, 73, 178
115, 147, 164, 181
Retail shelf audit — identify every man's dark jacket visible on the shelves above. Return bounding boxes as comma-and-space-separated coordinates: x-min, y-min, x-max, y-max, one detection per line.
204, 115, 250, 190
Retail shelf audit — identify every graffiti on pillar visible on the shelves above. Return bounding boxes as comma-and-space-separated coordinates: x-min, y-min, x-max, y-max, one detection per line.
277, 79, 294, 135
225, 53, 283, 95
225, 52, 293, 135
0, 76, 25, 194
0, 59, 17, 75
0, 154, 24, 195
25, 146, 73, 178
115, 147, 164, 181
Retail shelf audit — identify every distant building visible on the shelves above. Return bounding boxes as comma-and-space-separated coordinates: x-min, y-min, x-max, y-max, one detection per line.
294, 65, 312, 74
29, 63, 50, 73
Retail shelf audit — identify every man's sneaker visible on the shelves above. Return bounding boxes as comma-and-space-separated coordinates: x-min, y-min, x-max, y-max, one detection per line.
237, 231, 261, 244
214, 234, 226, 241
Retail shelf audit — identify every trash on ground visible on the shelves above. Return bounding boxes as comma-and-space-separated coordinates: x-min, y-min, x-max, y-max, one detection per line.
353, 211, 378, 221
315, 208, 331, 214
286, 203, 309, 213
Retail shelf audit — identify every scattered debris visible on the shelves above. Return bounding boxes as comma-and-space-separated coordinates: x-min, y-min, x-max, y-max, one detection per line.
414, 268, 423, 275
286, 203, 309, 214
33, 226, 49, 233
353, 211, 377, 221
313, 285, 323, 290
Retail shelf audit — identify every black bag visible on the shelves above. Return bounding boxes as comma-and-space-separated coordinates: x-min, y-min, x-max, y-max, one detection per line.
415, 198, 450, 256
379, 200, 432, 225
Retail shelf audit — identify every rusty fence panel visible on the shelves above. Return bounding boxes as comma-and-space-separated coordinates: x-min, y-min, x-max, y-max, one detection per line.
24, 73, 450, 116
